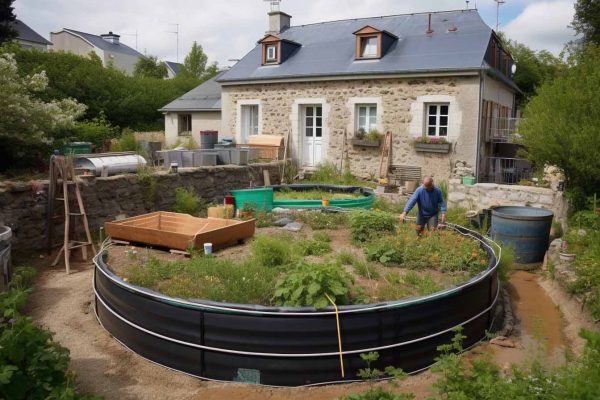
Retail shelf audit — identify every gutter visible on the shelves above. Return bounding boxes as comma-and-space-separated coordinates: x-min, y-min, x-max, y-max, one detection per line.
158, 108, 222, 113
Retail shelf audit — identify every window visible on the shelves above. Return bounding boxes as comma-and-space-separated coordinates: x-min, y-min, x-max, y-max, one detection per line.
426, 104, 449, 136
265, 45, 277, 63
360, 36, 378, 58
356, 104, 377, 132
178, 114, 192, 135
241, 105, 259, 142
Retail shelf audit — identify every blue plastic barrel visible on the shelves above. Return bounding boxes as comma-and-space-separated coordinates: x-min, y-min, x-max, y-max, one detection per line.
490, 206, 554, 264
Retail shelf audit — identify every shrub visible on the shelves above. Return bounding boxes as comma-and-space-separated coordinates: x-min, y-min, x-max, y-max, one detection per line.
571, 210, 600, 231
172, 186, 203, 216
297, 211, 347, 230
251, 235, 293, 267
112, 129, 139, 152
273, 261, 353, 308
366, 239, 404, 265
349, 211, 396, 242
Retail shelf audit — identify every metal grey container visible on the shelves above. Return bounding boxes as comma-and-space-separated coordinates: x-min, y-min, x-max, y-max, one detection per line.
73, 153, 147, 176
215, 149, 231, 164
0, 226, 12, 292
231, 149, 249, 165
200, 131, 218, 149
490, 206, 554, 264
181, 151, 195, 167
192, 151, 217, 167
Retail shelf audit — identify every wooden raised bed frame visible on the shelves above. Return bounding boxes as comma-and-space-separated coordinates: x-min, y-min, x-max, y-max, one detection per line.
104, 212, 255, 251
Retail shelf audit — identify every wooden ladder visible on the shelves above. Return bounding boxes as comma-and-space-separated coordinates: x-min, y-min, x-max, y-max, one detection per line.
47, 155, 95, 274
379, 131, 392, 179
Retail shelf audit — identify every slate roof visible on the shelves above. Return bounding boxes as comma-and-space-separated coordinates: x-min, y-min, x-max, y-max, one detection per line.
219, 9, 493, 83
159, 71, 224, 112
13, 20, 52, 45
61, 28, 143, 57
165, 61, 182, 75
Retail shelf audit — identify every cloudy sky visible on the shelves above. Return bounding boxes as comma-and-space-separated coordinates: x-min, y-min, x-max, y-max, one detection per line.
15, 0, 577, 67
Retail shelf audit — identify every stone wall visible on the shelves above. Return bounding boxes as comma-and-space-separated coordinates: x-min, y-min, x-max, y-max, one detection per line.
0, 162, 282, 250
447, 179, 568, 224
221, 75, 481, 180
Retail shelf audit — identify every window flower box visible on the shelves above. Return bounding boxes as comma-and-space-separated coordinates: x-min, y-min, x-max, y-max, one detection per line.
413, 137, 451, 153
351, 138, 381, 147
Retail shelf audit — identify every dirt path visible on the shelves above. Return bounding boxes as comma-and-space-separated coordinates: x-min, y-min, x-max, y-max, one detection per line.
25, 259, 597, 400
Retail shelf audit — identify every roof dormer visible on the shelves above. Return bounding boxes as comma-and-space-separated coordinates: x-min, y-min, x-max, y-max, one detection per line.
259, 34, 300, 66
353, 25, 398, 60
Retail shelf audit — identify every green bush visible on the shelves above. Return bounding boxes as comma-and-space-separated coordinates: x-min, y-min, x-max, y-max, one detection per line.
366, 239, 404, 265
297, 211, 347, 230
69, 115, 116, 150
112, 130, 139, 152
349, 211, 396, 242
251, 235, 293, 267
297, 237, 332, 256
571, 210, 600, 231
172, 186, 203, 216
272, 261, 353, 308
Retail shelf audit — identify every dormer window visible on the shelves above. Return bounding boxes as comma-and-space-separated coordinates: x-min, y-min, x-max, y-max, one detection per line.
360, 36, 378, 58
266, 44, 277, 63
259, 34, 301, 66
354, 25, 398, 60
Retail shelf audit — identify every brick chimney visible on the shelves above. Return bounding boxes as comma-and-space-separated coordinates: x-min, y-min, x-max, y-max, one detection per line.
268, 11, 291, 34
100, 31, 120, 44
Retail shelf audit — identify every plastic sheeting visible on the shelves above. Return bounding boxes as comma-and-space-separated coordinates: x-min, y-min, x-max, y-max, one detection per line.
94, 226, 500, 386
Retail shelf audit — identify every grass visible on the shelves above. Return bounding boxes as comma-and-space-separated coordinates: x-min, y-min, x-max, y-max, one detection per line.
274, 188, 362, 200
297, 210, 347, 230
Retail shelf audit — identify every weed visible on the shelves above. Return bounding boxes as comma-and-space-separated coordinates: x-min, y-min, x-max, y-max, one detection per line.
172, 186, 204, 216
353, 260, 379, 280
373, 197, 406, 214
251, 235, 293, 267
136, 166, 158, 203
337, 251, 357, 265
274, 189, 361, 201
298, 211, 347, 230
254, 212, 274, 228
402, 271, 441, 295
366, 239, 403, 265
298, 236, 332, 256
349, 210, 396, 242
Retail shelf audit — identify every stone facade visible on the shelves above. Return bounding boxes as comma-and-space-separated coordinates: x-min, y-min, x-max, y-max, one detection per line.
0, 162, 282, 250
447, 179, 568, 224
221, 75, 481, 180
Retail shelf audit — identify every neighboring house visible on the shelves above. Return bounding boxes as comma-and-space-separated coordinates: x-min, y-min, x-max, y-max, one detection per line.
50, 29, 143, 75
159, 71, 224, 146
164, 61, 183, 79
12, 19, 52, 50
217, 9, 523, 183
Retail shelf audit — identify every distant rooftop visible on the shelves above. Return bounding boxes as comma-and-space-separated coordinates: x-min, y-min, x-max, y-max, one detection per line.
57, 28, 143, 57
165, 61, 183, 75
219, 9, 494, 83
13, 20, 52, 45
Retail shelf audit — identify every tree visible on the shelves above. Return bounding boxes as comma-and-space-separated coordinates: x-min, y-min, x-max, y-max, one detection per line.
202, 61, 220, 80
183, 41, 208, 78
572, 0, 600, 45
0, 53, 86, 170
497, 32, 563, 102
518, 45, 600, 209
0, 0, 17, 45
134, 55, 167, 79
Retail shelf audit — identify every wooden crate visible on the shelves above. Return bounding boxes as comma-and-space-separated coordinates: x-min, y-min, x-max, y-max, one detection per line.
243, 135, 285, 160
105, 212, 255, 251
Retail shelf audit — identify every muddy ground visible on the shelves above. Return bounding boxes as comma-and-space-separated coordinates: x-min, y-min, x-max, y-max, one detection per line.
24, 253, 599, 400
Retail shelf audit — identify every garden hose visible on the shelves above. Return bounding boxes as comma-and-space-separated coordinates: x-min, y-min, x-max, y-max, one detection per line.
324, 293, 345, 378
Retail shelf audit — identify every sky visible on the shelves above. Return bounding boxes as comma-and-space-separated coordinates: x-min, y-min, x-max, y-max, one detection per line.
14, 0, 578, 67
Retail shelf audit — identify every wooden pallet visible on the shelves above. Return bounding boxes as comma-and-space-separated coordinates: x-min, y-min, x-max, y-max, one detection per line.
388, 165, 422, 186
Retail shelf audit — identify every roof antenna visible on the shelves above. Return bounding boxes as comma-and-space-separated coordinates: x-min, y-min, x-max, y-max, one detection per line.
426, 13, 433, 34
466, 1, 470, 9
493, 0, 506, 31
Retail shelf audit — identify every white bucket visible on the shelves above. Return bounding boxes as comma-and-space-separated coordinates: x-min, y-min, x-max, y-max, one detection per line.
203, 243, 213, 255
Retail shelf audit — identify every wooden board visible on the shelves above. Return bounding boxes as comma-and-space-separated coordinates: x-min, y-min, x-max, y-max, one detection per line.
105, 211, 255, 251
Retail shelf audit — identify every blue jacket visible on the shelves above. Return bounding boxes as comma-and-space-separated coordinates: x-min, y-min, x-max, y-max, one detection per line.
403, 186, 447, 218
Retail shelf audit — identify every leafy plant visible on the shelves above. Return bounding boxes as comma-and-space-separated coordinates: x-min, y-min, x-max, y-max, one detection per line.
344, 352, 413, 400
272, 261, 353, 308
251, 235, 293, 268
172, 186, 204, 215
254, 212, 274, 228
364, 129, 380, 142
366, 239, 403, 265
298, 237, 332, 256
413, 136, 449, 144
349, 210, 396, 242
297, 211, 347, 230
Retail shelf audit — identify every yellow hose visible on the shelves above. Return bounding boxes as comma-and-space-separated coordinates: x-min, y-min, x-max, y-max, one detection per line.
324, 293, 345, 378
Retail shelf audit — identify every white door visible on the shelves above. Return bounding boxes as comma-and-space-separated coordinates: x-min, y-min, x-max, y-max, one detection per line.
302, 105, 323, 167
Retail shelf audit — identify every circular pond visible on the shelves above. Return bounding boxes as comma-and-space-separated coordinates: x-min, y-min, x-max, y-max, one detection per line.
93, 224, 501, 387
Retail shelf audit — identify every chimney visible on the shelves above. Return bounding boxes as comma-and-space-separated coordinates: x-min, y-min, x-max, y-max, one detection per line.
426, 14, 434, 34
100, 31, 120, 44
268, 10, 291, 34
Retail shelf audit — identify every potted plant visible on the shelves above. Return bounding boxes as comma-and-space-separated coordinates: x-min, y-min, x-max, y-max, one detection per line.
559, 241, 576, 263
351, 128, 381, 147
239, 202, 257, 219
413, 136, 452, 153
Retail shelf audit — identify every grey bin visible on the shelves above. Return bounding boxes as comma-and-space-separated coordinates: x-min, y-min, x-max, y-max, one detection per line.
192, 151, 217, 167
162, 150, 183, 169
240, 147, 260, 161
181, 151, 195, 167
231, 149, 249, 165
215, 149, 231, 164
0, 226, 12, 292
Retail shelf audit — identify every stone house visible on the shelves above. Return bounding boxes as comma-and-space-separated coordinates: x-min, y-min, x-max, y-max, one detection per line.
159, 72, 223, 146
12, 20, 52, 50
216, 8, 522, 181
50, 29, 143, 75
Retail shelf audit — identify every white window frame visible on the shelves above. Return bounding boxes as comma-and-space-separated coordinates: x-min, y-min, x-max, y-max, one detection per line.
265, 44, 277, 63
177, 113, 192, 136
241, 104, 259, 140
356, 104, 377, 133
360, 36, 378, 58
425, 103, 449, 137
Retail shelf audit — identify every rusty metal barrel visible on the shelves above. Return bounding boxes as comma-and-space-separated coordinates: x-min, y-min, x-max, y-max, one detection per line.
490, 206, 554, 264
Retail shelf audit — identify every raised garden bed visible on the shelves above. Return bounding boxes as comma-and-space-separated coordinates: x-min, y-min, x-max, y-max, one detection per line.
270, 184, 375, 209
94, 209, 501, 386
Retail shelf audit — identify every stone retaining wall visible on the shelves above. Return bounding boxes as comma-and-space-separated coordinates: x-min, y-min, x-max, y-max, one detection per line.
0, 162, 282, 250
448, 179, 568, 224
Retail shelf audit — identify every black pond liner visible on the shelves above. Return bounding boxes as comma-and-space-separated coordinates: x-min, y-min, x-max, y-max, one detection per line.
93, 224, 501, 387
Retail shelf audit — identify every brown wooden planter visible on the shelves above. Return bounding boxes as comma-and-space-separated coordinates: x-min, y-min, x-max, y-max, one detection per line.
414, 142, 451, 153
351, 138, 381, 147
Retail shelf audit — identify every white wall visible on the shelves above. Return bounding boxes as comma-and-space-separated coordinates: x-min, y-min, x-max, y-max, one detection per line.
164, 111, 222, 146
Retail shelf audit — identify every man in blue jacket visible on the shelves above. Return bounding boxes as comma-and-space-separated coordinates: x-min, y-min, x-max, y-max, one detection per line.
399, 176, 447, 235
